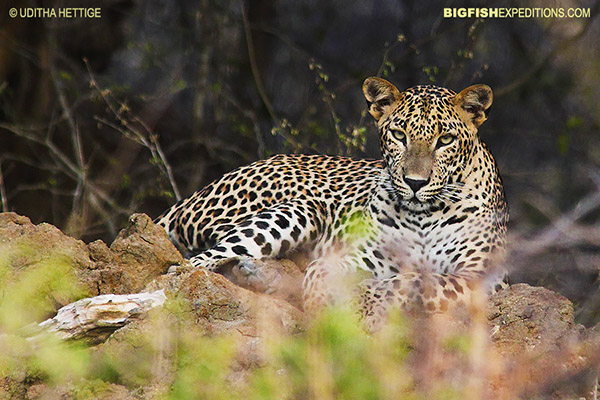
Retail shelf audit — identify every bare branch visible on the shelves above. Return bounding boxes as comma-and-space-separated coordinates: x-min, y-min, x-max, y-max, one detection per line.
496, 6, 600, 97
83, 59, 182, 201
33, 290, 167, 343
49, 62, 88, 217
0, 161, 8, 212
509, 185, 600, 265
216, 88, 265, 157
241, 3, 276, 125
0, 123, 128, 216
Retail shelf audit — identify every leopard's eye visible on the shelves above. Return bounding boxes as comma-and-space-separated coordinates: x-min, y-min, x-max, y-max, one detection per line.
390, 129, 406, 143
436, 134, 455, 148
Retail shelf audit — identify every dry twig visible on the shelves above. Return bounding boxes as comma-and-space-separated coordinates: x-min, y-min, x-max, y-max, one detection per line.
83, 59, 182, 201
32, 290, 167, 343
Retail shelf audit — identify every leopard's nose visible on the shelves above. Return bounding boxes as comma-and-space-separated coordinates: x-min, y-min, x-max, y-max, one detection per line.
403, 177, 429, 193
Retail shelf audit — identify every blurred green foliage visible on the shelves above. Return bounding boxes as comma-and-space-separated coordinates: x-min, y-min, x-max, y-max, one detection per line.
0, 255, 465, 399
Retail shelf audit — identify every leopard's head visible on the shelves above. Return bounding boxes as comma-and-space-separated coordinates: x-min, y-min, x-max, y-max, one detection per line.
363, 77, 492, 209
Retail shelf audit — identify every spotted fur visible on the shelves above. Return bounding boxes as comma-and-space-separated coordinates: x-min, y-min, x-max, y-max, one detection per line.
155, 77, 508, 330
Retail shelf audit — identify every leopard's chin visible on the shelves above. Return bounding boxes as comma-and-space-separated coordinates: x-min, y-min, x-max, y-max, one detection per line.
397, 192, 446, 212
399, 198, 434, 212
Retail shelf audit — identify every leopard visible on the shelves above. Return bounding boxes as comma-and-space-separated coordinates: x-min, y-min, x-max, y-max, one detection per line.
155, 77, 508, 331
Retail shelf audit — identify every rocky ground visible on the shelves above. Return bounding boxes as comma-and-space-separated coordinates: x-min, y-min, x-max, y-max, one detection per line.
1, 212, 599, 399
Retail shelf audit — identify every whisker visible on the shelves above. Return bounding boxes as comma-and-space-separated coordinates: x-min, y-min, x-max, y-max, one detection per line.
436, 193, 457, 203
437, 190, 461, 203
377, 172, 403, 203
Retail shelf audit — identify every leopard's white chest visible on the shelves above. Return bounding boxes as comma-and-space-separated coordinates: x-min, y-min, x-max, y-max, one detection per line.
376, 215, 460, 275
364, 193, 482, 278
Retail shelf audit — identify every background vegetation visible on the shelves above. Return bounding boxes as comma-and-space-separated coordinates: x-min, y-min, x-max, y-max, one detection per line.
2, 0, 600, 398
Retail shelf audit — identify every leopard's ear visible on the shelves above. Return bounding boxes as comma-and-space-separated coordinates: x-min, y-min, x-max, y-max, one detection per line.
362, 77, 402, 122
453, 84, 493, 129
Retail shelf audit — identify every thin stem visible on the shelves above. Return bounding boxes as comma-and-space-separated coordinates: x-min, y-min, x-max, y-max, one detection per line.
0, 161, 8, 212
84, 58, 182, 201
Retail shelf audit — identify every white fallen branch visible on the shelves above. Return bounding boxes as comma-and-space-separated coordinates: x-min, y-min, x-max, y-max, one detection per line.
33, 290, 167, 343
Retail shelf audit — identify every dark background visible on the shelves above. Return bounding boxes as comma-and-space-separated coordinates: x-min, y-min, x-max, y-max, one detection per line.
1, 0, 599, 323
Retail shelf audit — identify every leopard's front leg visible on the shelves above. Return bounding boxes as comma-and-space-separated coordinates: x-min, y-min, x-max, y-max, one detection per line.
189, 199, 327, 272
359, 268, 505, 332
